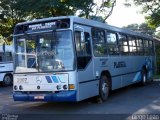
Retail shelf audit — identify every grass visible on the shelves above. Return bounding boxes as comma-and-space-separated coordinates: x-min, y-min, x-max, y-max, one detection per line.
154, 74, 160, 79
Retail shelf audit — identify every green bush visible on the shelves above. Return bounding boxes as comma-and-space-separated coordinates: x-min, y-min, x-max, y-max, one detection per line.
155, 45, 160, 74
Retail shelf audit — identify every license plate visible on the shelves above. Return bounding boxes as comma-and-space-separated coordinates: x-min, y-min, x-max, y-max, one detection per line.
34, 95, 44, 100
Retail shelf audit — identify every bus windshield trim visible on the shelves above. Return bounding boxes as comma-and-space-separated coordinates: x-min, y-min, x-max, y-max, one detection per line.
14, 30, 75, 73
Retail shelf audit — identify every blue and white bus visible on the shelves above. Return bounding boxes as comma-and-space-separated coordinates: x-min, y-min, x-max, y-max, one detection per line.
13, 16, 156, 102
0, 44, 13, 86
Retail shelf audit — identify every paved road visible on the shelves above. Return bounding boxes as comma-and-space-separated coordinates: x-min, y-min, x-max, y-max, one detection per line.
0, 81, 160, 120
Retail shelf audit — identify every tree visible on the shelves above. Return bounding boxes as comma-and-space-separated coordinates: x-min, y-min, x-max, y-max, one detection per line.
17, 0, 116, 22
0, 0, 28, 37
125, 0, 160, 28
78, 0, 116, 22
157, 31, 160, 37
139, 23, 155, 35
0, 35, 4, 45
123, 23, 156, 35
123, 24, 139, 31
94, 0, 116, 22
0, 0, 116, 37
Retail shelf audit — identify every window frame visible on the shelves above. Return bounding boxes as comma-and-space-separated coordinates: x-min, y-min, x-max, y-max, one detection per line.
136, 37, 144, 55
117, 33, 129, 56
75, 30, 92, 70
106, 30, 119, 56
5, 52, 13, 62
127, 35, 137, 56
92, 28, 107, 57
75, 31, 92, 57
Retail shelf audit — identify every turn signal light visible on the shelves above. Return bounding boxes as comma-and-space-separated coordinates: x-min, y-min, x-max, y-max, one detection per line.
69, 84, 75, 89
14, 85, 18, 90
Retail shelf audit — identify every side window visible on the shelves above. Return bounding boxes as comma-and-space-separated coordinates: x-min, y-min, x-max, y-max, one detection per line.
75, 31, 91, 56
84, 32, 91, 55
6, 52, 13, 61
143, 39, 150, 55
136, 38, 144, 55
0, 56, 2, 62
128, 36, 137, 55
75, 31, 82, 56
106, 31, 119, 55
148, 40, 154, 55
143, 40, 149, 47
0, 53, 5, 62
92, 28, 107, 56
118, 33, 129, 55
75, 31, 91, 70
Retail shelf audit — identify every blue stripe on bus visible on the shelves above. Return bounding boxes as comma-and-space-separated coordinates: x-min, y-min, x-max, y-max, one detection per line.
51, 76, 59, 83
57, 76, 65, 83
132, 71, 141, 82
45, 76, 52, 83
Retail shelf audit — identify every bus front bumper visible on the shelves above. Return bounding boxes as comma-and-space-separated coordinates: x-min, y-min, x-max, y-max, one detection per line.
13, 90, 77, 102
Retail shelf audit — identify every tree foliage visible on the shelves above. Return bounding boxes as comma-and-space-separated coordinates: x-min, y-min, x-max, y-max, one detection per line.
123, 23, 139, 31
155, 44, 160, 74
123, 23, 156, 35
125, 0, 160, 28
13, 0, 116, 21
157, 31, 160, 37
0, 0, 116, 38
79, 0, 116, 22
0, 0, 28, 37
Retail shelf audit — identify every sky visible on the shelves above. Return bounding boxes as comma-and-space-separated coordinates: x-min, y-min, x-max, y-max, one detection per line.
105, 0, 145, 28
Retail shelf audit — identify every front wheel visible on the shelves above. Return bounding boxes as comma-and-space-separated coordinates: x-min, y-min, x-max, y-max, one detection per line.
98, 75, 110, 102
3, 74, 13, 87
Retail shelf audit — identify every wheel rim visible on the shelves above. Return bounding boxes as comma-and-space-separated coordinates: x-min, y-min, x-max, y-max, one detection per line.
101, 78, 109, 99
4, 76, 11, 85
143, 74, 146, 83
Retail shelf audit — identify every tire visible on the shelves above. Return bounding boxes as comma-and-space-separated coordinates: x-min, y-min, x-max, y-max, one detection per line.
97, 75, 110, 102
141, 69, 147, 86
3, 74, 13, 87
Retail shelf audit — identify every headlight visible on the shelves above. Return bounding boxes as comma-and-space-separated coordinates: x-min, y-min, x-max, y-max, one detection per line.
37, 86, 40, 90
19, 85, 23, 90
63, 85, 67, 90
14, 85, 18, 90
56, 85, 62, 90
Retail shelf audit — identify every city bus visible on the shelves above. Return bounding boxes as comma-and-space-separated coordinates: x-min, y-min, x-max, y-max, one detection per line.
0, 44, 13, 86
13, 16, 156, 102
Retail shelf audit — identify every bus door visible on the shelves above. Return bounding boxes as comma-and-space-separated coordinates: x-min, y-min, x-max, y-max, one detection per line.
16, 38, 27, 67
74, 24, 98, 101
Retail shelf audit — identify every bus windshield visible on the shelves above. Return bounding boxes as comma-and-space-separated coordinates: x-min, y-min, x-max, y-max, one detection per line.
15, 30, 74, 73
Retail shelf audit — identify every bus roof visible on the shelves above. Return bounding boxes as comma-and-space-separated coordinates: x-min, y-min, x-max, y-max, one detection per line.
0, 45, 13, 52
16, 16, 153, 40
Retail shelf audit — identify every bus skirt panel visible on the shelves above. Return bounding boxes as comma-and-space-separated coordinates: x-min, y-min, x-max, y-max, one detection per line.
13, 90, 77, 102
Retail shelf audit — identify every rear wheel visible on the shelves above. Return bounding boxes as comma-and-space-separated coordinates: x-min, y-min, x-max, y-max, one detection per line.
141, 69, 147, 86
97, 75, 110, 102
3, 74, 12, 87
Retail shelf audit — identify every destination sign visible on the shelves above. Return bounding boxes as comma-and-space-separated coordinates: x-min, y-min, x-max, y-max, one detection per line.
14, 18, 70, 34
28, 22, 56, 31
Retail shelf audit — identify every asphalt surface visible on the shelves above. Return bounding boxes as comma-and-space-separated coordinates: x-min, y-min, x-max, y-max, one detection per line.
0, 81, 160, 120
